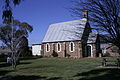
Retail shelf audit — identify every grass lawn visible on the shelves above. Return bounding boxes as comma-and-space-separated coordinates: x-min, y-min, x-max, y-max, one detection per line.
0, 57, 120, 80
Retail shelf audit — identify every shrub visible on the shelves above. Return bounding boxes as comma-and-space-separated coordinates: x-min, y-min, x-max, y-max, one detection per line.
52, 51, 58, 57
0, 53, 7, 58
103, 52, 110, 57
19, 46, 32, 57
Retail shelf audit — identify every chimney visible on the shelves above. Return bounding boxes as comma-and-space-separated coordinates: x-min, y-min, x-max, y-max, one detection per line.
82, 9, 88, 19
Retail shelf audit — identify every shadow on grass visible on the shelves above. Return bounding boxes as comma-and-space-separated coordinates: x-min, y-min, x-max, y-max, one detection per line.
0, 70, 13, 75
0, 63, 11, 68
0, 75, 62, 80
0, 62, 31, 68
47, 77, 61, 80
19, 62, 32, 65
0, 58, 6, 62
20, 56, 42, 61
1, 75, 46, 80
74, 68, 120, 80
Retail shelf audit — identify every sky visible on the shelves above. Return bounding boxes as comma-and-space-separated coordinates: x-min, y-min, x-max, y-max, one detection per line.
0, 0, 80, 46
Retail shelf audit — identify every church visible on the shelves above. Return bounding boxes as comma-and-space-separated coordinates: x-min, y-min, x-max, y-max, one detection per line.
41, 10, 100, 58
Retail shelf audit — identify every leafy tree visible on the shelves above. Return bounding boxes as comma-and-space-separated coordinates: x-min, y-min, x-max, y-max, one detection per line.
19, 36, 32, 57
1, 0, 30, 69
70, 0, 120, 49
2, 0, 23, 21
0, 20, 33, 69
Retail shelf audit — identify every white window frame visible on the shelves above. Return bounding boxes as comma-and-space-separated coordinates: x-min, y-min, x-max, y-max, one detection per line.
69, 42, 75, 52
57, 43, 61, 52
46, 43, 50, 52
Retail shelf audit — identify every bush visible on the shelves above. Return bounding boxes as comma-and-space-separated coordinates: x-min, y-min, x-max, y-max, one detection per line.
52, 51, 58, 57
0, 53, 7, 58
19, 46, 32, 57
103, 52, 110, 57
0, 53, 7, 62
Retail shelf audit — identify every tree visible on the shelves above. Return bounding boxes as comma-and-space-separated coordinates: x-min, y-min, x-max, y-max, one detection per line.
0, 20, 33, 69
70, 0, 120, 49
19, 36, 32, 57
1, 0, 30, 69
2, 0, 23, 21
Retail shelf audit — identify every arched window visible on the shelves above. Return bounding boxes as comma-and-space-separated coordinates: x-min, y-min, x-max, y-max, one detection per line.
46, 43, 50, 52
69, 42, 75, 52
57, 43, 61, 52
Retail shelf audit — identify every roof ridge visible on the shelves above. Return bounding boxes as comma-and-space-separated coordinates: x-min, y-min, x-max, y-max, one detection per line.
49, 18, 87, 26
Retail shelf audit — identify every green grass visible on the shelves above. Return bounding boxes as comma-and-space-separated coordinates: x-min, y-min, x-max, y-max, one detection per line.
0, 57, 120, 80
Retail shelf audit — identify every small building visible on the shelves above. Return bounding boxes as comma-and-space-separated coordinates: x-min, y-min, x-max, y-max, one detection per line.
101, 43, 120, 56
32, 44, 42, 56
41, 10, 101, 58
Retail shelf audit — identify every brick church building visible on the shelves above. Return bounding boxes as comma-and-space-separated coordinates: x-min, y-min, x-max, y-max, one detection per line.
41, 10, 100, 58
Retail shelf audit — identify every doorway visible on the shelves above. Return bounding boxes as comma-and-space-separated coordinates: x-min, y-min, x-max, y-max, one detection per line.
86, 45, 92, 57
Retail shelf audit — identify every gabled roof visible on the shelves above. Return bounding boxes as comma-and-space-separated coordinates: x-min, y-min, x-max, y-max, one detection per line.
42, 18, 87, 43
87, 32, 98, 43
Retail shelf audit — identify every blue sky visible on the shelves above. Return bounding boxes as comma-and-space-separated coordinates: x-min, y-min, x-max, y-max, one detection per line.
0, 0, 80, 46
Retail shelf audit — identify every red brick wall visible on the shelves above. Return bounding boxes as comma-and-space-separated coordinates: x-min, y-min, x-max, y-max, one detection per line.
42, 41, 83, 58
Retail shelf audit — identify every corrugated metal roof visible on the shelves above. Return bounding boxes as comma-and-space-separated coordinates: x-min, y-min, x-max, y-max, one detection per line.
42, 18, 87, 43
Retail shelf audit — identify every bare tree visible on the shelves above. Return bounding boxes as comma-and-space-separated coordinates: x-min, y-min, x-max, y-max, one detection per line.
70, 0, 120, 49
0, 20, 33, 69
